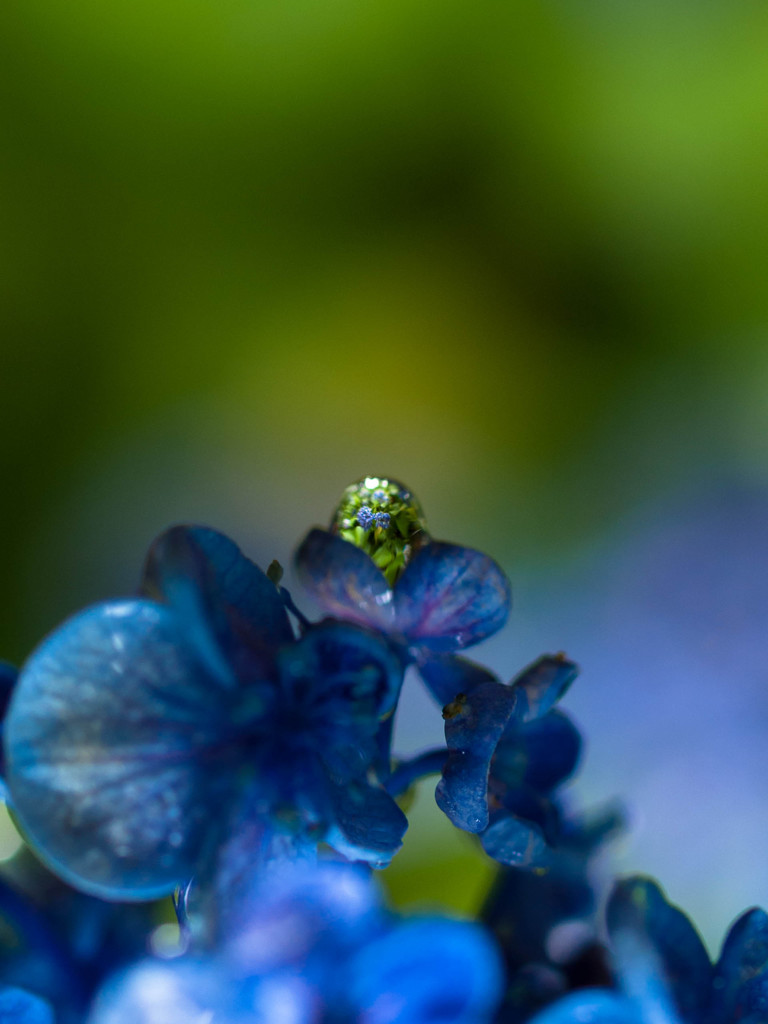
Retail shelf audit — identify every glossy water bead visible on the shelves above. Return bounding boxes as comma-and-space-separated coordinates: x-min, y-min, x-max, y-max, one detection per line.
332, 477, 429, 585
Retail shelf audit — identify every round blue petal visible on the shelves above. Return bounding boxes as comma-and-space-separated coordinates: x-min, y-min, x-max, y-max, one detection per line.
527, 990, 646, 1024
5, 600, 239, 900
511, 655, 579, 723
350, 918, 503, 1024
606, 877, 711, 1024
294, 529, 394, 632
0, 986, 54, 1024
394, 542, 511, 653
711, 906, 768, 1024
436, 681, 519, 833
416, 654, 499, 706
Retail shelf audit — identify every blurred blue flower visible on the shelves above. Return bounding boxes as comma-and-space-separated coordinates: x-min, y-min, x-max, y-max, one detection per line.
431, 653, 580, 866
606, 876, 768, 1024
527, 876, 768, 1024
482, 805, 624, 1023
3, 526, 407, 906
92, 862, 504, 1024
0, 848, 159, 1024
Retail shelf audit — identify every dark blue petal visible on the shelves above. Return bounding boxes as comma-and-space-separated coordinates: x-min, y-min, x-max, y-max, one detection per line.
518, 711, 583, 793
417, 655, 499, 705
5, 600, 238, 900
0, 986, 54, 1024
143, 525, 293, 679
711, 906, 768, 1024
294, 529, 394, 632
325, 777, 407, 868
527, 990, 645, 1024
436, 681, 519, 833
511, 655, 578, 722
350, 918, 503, 1024
481, 812, 552, 868
394, 543, 511, 652
606, 877, 711, 1024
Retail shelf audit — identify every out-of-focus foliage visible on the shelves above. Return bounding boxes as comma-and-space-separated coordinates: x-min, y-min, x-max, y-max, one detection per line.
3, 0, 768, 947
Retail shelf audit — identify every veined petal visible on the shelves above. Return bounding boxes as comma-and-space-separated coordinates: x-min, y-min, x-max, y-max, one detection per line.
325, 778, 407, 868
511, 656, 578, 723
350, 918, 503, 1024
5, 600, 238, 900
294, 530, 394, 632
711, 906, 768, 1024
606, 878, 711, 1024
416, 655, 499, 706
142, 525, 292, 680
394, 543, 511, 653
436, 681, 519, 833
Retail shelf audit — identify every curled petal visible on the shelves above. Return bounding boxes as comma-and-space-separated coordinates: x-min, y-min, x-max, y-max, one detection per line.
606, 877, 711, 1024
711, 906, 768, 1024
294, 530, 394, 632
436, 681, 518, 833
350, 918, 503, 1024
394, 543, 511, 653
511, 655, 578, 723
5, 601, 237, 900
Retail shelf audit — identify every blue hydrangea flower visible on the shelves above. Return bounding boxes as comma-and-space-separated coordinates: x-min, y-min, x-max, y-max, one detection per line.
91, 862, 504, 1024
482, 805, 624, 1023
3, 526, 407, 905
430, 653, 580, 866
0, 848, 159, 1024
606, 876, 768, 1024
294, 529, 511, 659
527, 877, 768, 1024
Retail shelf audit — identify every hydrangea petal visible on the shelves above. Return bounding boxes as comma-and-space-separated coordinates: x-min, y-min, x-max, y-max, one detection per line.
711, 906, 768, 1024
0, 986, 54, 1024
606, 878, 711, 1024
511, 656, 578, 723
325, 777, 407, 868
5, 600, 238, 900
143, 525, 292, 679
481, 812, 552, 868
394, 543, 511, 652
436, 681, 519, 833
527, 990, 646, 1024
518, 711, 582, 792
350, 919, 503, 1024
416, 655, 499, 706
294, 529, 394, 632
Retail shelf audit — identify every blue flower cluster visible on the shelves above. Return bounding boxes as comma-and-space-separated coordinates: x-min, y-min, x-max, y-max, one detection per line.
0, 476, 763, 1024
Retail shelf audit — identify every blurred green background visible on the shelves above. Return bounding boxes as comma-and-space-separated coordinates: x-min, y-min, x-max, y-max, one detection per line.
4, 0, 768, 949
